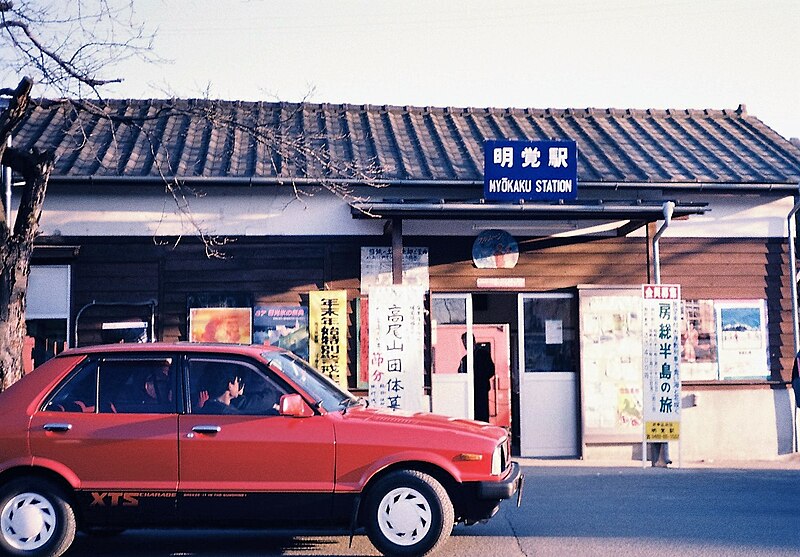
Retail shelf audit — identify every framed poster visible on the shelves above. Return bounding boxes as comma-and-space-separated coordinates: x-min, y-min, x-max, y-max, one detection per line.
715, 300, 769, 380
189, 307, 252, 344
578, 286, 643, 443
253, 306, 308, 360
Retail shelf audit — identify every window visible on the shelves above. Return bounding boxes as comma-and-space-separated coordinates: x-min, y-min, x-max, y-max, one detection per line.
44, 357, 177, 413
43, 360, 98, 413
98, 358, 177, 413
187, 358, 287, 415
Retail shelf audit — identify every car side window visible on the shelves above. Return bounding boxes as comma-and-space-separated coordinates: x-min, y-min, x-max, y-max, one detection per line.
188, 358, 287, 416
43, 359, 99, 413
96, 358, 177, 414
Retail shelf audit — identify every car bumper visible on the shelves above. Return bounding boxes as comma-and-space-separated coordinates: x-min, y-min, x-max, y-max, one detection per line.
476, 461, 523, 501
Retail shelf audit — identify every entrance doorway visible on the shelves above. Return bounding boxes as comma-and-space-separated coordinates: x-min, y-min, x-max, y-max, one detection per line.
518, 293, 579, 457
430, 291, 580, 457
431, 294, 515, 427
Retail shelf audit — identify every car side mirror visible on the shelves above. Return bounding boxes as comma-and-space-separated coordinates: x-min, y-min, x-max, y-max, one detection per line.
279, 394, 314, 417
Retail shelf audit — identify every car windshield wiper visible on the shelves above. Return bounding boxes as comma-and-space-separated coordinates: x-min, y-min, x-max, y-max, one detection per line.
340, 396, 367, 414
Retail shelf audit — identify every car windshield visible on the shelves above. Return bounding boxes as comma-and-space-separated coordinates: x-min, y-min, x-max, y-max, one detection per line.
263, 351, 355, 412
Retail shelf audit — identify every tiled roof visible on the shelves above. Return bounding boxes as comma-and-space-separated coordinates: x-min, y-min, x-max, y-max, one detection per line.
13, 99, 800, 184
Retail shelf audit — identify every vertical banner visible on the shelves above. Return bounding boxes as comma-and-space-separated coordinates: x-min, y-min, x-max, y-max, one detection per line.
368, 285, 426, 412
642, 284, 681, 441
308, 290, 348, 388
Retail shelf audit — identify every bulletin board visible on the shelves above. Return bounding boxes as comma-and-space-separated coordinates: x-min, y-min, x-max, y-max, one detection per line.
578, 286, 644, 443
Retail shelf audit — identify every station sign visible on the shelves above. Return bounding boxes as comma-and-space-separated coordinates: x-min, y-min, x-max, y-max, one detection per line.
484, 139, 578, 201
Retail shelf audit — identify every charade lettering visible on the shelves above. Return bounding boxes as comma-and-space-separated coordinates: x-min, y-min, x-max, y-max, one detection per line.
488, 179, 532, 193
535, 179, 573, 193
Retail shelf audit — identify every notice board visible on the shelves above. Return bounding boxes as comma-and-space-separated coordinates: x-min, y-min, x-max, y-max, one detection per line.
578, 286, 643, 443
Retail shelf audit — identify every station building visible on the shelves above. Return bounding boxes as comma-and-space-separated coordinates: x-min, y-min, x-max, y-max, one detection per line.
11, 99, 800, 461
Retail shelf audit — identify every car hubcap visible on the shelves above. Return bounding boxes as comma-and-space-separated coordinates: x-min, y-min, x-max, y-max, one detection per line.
377, 487, 432, 546
1, 493, 56, 550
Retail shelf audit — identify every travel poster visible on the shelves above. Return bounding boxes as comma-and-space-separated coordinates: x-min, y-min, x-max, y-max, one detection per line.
189, 307, 252, 344
253, 306, 308, 360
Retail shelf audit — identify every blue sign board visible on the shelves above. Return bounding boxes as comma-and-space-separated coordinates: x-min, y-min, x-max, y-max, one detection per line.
484, 139, 578, 201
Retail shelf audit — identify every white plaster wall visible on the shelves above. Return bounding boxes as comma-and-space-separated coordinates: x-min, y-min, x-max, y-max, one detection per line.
24, 186, 795, 240
31, 186, 384, 237
675, 388, 795, 461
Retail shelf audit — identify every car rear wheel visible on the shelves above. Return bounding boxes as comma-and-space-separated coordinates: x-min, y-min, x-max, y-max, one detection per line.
363, 470, 454, 557
0, 478, 76, 557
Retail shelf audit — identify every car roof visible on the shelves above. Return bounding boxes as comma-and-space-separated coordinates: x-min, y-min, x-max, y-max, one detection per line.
57, 342, 285, 358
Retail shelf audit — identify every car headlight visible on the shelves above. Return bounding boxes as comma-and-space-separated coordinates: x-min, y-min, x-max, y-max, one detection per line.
491, 440, 508, 476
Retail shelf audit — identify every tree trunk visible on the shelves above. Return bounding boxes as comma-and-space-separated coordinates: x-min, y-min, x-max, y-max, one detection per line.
0, 77, 52, 390
0, 240, 30, 389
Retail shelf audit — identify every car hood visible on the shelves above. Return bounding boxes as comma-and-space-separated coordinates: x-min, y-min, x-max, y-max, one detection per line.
342, 406, 507, 440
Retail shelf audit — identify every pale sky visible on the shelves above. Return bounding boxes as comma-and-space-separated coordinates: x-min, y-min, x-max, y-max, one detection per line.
102, 0, 800, 140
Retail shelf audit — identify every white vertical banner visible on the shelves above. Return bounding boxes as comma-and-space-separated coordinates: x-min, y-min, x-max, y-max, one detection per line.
642, 284, 682, 441
368, 285, 426, 412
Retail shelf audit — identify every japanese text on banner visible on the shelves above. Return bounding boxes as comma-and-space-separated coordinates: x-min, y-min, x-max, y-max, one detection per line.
309, 290, 348, 388
368, 285, 425, 412
642, 284, 681, 441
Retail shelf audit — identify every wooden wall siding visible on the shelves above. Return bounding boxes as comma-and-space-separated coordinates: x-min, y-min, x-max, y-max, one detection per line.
158, 241, 328, 342
54, 234, 791, 381
427, 236, 651, 290
660, 238, 791, 381
71, 242, 162, 346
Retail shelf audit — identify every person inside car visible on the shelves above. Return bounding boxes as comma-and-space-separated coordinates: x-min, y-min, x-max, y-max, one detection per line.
197, 372, 244, 414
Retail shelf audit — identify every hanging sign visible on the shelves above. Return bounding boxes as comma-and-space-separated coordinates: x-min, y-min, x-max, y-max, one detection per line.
360, 247, 429, 293
309, 290, 348, 388
484, 139, 578, 201
642, 284, 681, 441
368, 285, 426, 412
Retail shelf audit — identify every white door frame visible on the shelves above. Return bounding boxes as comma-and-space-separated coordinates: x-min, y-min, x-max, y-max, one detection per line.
431, 293, 474, 419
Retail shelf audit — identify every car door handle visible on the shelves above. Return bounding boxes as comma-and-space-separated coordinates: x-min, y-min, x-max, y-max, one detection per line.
43, 423, 73, 432
191, 425, 221, 435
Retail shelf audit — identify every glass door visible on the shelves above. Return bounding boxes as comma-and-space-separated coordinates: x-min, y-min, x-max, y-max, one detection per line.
431, 294, 473, 419
518, 293, 579, 457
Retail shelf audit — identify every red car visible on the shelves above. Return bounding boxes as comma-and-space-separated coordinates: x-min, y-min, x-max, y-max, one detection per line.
0, 343, 521, 557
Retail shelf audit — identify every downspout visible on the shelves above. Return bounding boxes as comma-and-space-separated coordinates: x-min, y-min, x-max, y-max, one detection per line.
652, 202, 675, 283
786, 189, 800, 453
787, 191, 800, 357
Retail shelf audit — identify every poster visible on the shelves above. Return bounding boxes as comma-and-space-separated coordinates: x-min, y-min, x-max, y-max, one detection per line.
253, 306, 308, 360
642, 285, 681, 441
680, 299, 718, 381
308, 290, 348, 387
189, 307, 252, 344
716, 300, 769, 379
360, 247, 429, 293
368, 285, 426, 412
579, 287, 643, 442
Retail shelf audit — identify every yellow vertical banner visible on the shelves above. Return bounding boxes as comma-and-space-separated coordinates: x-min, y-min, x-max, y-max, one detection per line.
309, 290, 348, 388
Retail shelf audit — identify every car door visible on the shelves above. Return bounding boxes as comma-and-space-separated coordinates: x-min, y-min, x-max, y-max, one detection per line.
178, 355, 336, 524
28, 355, 180, 526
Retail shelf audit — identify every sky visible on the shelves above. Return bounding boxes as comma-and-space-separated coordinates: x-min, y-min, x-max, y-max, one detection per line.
93, 0, 800, 141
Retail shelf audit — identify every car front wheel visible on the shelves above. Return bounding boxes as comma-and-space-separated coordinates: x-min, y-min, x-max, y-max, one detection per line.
363, 470, 454, 557
0, 478, 76, 557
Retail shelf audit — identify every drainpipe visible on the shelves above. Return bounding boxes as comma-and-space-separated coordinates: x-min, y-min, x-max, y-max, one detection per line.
788, 192, 800, 356
652, 201, 675, 284
787, 190, 800, 453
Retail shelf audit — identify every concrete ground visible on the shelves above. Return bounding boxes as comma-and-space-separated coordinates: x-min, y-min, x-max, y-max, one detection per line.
517, 452, 800, 470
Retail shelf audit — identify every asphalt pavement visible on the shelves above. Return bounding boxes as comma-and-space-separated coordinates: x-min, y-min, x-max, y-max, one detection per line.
66, 457, 800, 557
